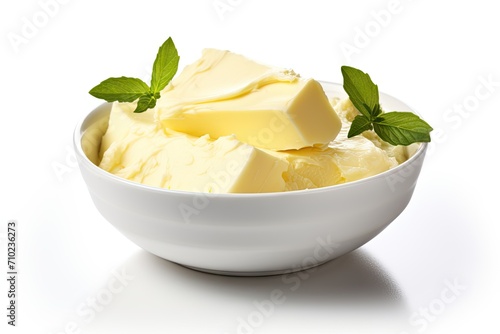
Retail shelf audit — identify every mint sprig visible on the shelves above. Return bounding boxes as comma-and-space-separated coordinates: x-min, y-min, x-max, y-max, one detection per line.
341, 66, 432, 146
89, 37, 179, 113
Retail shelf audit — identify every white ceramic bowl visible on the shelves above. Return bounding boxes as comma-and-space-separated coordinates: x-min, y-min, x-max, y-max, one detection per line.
74, 82, 428, 276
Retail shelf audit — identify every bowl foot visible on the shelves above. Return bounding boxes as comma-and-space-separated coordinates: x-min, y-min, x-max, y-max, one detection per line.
177, 258, 335, 277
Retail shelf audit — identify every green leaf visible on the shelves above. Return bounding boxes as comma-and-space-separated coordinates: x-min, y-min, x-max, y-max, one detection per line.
89, 77, 150, 103
134, 93, 157, 113
341, 66, 380, 119
348, 115, 373, 138
150, 37, 180, 93
373, 111, 433, 146
340, 66, 432, 145
89, 37, 180, 113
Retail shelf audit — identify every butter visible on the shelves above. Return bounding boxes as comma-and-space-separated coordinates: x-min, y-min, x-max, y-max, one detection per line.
96, 97, 402, 193
156, 49, 342, 150
268, 137, 396, 191
99, 102, 288, 193
100, 102, 158, 159
94, 49, 410, 194
266, 98, 398, 190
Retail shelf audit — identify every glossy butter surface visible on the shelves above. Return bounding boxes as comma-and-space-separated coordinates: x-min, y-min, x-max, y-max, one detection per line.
96, 97, 408, 193
156, 49, 342, 150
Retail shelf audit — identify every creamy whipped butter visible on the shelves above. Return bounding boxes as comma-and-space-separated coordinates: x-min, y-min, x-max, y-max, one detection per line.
94, 49, 413, 193
270, 98, 409, 191
156, 49, 342, 151
99, 103, 287, 193
96, 97, 409, 193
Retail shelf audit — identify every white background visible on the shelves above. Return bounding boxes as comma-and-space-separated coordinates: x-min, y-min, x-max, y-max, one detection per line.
1, 0, 499, 333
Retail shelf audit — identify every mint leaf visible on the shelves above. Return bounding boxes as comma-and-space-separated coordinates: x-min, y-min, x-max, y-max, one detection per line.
89, 36, 179, 113
342, 66, 432, 146
341, 66, 380, 119
348, 115, 373, 138
373, 112, 433, 146
150, 37, 180, 93
135, 93, 158, 113
89, 77, 150, 102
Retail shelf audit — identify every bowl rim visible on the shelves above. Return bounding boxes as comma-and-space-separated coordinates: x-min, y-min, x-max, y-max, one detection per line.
74, 81, 428, 198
